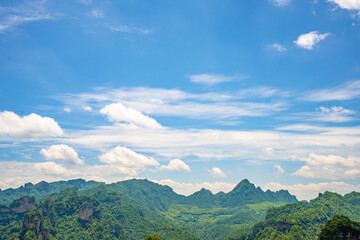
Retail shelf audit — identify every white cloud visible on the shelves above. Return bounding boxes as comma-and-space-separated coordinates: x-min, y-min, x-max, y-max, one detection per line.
0, 0, 56, 34
64, 107, 71, 113
293, 154, 360, 179
108, 25, 152, 34
64, 123, 360, 164
265, 181, 360, 201
100, 103, 162, 129
159, 159, 191, 172
264, 147, 276, 155
34, 162, 69, 176
301, 80, 360, 101
208, 167, 227, 178
271, 0, 291, 7
274, 165, 284, 175
82, 106, 93, 112
328, 0, 360, 10
59, 87, 288, 124
154, 179, 236, 196
0, 111, 63, 139
189, 74, 247, 85
315, 106, 355, 122
99, 146, 159, 176
40, 144, 84, 165
89, 9, 103, 19
294, 31, 330, 50
288, 106, 356, 123
271, 43, 287, 52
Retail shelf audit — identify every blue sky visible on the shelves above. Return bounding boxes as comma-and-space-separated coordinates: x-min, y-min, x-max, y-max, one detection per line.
0, 0, 360, 200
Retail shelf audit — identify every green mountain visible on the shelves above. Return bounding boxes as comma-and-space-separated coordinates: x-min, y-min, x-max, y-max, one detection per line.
319, 215, 360, 240
0, 178, 297, 239
231, 191, 360, 240
0, 179, 100, 206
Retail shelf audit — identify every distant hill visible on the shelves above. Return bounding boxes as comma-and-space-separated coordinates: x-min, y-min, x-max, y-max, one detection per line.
185, 179, 297, 208
230, 191, 360, 240
0, 179, 100, 205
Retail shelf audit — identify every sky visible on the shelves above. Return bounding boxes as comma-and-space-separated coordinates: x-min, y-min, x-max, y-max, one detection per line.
0, 0, 360, 201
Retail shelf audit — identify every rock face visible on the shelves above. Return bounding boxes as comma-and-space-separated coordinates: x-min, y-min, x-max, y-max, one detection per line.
21, 210, 49, 240
0, 203, 10, 213
9, 196, 36, 213
79, 201, 101, 222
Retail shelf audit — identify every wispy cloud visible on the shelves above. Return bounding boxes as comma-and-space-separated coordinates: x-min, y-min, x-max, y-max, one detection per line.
274, 164, 284, 175
294, 31, 330, 50
300, 80, 360, 101
270, 43, 287, 52
57, 86, 288, 123
0, 0, 57, 34
189, 74, 248, 85
108, 25, 152, 34
284, 106, 357, 123
88, 9, 103, 19
271, 0, 291, 7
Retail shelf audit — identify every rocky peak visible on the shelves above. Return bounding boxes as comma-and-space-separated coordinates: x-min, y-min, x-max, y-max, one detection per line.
9, 196, 36, 213
79, 200, 102, 222
21, 210, 49, 240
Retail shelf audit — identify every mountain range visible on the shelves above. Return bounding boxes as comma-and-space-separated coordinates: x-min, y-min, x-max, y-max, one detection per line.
0, 178, 358, 239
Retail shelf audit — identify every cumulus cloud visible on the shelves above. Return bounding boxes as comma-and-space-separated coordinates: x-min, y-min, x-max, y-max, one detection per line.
100, 103, 162, 129
64, 107, 71, 113
0, 111, 63, 139
294, 31, 330, 50
271, 0, 291, 7
270, 43, 287, 52
82, 106, 93, 112
33, 162, 69, 176
293, 154, 360, 179
189, 74, 247, 85
274, 165, 284, 175
154, 179, 236, 196
265, 181, 360, 201
159, 159, 191, 172
99, 146, 159, 176
301, 80, 360, 101
208, 167, 227, 178
40, 144, 84, 165
328, 0, 360, 10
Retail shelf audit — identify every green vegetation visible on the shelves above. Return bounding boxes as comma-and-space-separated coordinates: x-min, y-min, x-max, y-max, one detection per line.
319, 215, 360, 240
0, 179, 100, 206
231, 191, 360, 240
7, 178, 359, 240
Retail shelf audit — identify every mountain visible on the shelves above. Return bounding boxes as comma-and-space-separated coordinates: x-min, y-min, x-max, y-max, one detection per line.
319, 215, 360, 240
230, 191, 360, 240
216, 179, 297, 208
0, 179, 100, 205
0, 178, 298, 239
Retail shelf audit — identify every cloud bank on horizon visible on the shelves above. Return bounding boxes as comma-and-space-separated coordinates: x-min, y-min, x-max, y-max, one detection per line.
0, 0, 359, 201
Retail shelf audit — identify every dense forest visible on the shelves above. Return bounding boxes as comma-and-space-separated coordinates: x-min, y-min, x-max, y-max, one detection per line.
0, 179, 359, 239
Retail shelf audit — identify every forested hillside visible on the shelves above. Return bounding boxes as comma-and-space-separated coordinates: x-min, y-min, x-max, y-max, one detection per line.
0, 178, 296, 239
230, 191, 360, 240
